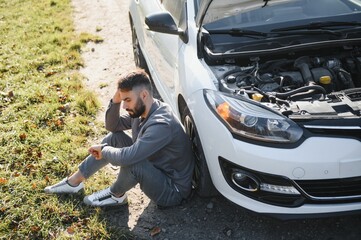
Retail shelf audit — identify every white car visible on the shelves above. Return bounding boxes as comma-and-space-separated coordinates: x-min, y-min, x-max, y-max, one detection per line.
129, 0, 361, 219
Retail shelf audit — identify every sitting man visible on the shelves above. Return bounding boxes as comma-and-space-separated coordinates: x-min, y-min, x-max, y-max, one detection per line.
45, 69, 195, 207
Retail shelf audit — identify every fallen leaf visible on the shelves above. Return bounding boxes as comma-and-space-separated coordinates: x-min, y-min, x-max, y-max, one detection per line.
30, 225, 40, 233
25, 164, 35, 170
150, 226, 161, 237
8, 91, 14, 98
67, 226, 75, 235
19, 133, 27, 141
45, 71, 57, 77
55, 119, 63, 126
0, 178, 8, 185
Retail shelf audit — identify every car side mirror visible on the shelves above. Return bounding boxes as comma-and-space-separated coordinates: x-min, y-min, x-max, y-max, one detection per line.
145, 12, 188, 43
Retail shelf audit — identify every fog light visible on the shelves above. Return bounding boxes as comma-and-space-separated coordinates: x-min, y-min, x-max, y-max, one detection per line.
260, 183, 300, 195
231, 171, 259, 192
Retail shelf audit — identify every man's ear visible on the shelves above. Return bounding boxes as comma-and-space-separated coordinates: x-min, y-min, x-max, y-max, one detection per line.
140, 89, 148, 101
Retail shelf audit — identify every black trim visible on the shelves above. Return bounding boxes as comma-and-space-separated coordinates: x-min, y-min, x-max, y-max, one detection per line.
219, 157, 306, 208
295, 176, 361, 201
98, 194, 112, 202
219, 157, 361, 207
264, 209, 361, 221
294, 118, 361, 142
204, 37, 361, 61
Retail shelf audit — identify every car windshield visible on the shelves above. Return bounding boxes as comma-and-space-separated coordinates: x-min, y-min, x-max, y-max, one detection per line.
201, 0, 361, 57
203, 0, 361, 28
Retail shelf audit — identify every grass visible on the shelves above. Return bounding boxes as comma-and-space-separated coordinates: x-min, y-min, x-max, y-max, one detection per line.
0, 0, 132, 238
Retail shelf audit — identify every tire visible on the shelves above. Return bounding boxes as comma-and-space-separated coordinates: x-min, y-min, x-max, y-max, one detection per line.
183, 108, 218, 197
130, 16, 148, 70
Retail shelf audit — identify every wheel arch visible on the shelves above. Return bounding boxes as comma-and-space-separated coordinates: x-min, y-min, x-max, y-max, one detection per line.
177, 94, 188, 123
177, 93, 219, 197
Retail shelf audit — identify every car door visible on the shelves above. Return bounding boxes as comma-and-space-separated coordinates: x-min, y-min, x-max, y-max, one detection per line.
130, 0, 162, 57
144, 0, 187, 110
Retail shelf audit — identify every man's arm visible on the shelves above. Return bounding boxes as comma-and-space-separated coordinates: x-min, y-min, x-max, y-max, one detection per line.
104, 89, 131, 132
101, 121, 172, 166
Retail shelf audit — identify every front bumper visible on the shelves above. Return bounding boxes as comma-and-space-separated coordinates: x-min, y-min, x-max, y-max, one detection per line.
220, 156, 361, 206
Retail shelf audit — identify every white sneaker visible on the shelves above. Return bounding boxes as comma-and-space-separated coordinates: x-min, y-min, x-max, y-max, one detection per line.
44, 178, 84, 194
83, 187, 128, 207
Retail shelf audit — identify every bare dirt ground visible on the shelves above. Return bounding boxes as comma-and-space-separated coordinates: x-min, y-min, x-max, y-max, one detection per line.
71, 0, 361, 239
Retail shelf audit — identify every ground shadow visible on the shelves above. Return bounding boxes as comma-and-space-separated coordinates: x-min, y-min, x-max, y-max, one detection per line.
100, 193, 361, 240
99, 205, 133, 239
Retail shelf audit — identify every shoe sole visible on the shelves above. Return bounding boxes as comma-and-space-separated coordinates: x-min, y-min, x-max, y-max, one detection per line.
44, 188, 84, 195
83, 199, 128, 208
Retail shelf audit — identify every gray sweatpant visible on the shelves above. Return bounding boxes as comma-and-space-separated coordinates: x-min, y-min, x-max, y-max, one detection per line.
78, 132, 183, 207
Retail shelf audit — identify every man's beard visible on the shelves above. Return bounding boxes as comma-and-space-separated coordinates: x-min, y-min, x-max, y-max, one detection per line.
127, 97, 146, 118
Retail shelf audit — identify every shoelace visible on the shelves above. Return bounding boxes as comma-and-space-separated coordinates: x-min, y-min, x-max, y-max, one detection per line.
51, 179, 67, 188
93, 188, 112, 201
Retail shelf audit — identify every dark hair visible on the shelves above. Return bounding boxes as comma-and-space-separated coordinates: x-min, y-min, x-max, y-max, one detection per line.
117, 69, 153, 95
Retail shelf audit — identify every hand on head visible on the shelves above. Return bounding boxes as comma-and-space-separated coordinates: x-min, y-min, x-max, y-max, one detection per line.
112, 89, 122, 104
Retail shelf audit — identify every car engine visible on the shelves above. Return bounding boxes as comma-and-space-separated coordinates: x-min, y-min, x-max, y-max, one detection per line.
213, 51, 361, 119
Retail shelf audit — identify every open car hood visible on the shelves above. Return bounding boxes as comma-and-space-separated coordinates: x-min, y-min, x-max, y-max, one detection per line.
195, 0, 212, 27
198, 0, 361, 60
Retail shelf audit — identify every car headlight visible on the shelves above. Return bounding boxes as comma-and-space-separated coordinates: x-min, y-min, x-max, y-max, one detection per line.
204, 90, 303, 143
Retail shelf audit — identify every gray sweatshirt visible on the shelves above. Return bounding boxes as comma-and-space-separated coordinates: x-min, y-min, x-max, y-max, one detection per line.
102, 99, 195, 198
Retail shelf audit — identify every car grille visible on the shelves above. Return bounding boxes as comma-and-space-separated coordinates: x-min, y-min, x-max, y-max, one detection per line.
304, 126, 361, 141
294, 117, 361, 142
295, 176, 361, 202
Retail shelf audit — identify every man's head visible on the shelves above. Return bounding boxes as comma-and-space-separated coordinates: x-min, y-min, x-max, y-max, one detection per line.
117, 69, 153, 118
117, 69, 153, 94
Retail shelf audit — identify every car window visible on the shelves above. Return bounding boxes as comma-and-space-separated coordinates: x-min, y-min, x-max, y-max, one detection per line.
203, 0, 361, 28
161, 0, 186, 23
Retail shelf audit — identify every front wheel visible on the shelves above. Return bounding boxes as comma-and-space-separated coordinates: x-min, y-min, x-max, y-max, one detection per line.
129, 16, 147, 70
183, 109, 218, 197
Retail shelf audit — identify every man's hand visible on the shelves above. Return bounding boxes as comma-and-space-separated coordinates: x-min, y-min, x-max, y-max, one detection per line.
88, 145, 103, 160
112, 89, 122, 104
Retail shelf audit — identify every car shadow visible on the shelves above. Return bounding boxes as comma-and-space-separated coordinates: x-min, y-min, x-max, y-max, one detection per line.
99, 192, 361, 240
98, 205, 132, 239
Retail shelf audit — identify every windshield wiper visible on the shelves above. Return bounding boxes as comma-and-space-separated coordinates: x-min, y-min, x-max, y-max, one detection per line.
207, 27, 343, 38
274, 29, 344, 37
272, 21, 361, 32
207, 28, 268, 38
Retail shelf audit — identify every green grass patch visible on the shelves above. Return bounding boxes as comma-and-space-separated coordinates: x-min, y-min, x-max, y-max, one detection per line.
0, 0, 132, 238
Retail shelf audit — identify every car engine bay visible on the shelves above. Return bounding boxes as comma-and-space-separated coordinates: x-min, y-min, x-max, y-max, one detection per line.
211, 46, 361, 120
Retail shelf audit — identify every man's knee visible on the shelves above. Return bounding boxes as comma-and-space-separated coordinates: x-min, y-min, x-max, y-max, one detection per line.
101, 131, 132, 147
